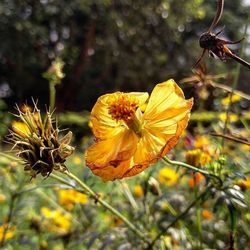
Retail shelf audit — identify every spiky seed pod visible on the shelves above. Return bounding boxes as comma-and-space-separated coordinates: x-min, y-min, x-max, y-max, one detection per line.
9, 105, 75, 178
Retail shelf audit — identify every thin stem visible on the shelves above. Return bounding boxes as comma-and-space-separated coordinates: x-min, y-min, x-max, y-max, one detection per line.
162, 157, 222, 187
210, 133, 250, 146
147, 187, 212, 249
49, 82, 56, 111
51, 172, 150, 244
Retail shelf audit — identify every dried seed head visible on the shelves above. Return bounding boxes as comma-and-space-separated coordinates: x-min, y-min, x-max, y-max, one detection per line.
9, 105, 74, 178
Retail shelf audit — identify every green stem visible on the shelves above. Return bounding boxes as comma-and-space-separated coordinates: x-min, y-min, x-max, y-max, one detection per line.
162, 157, 222, 187
51, 172, 149, 244
49, 82, 56, 111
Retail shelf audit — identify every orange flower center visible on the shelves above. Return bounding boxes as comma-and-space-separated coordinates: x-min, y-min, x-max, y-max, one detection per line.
108, 93, 138, 121
108, 93, 142, 136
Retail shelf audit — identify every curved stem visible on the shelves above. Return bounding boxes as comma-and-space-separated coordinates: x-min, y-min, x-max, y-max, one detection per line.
163, 157, 223, 187
51, 172, 150, 244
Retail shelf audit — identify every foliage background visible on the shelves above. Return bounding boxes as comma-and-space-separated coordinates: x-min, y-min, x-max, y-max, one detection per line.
0, 0, 249, 111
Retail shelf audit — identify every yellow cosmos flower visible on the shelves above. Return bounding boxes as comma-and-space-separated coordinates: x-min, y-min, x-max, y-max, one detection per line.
58, 189, 88, 210
158, 167, 179, 186
41, 207, 72, 235
0, 224, 15, 241
86, 80, 193, 181
221, 94, 241, 106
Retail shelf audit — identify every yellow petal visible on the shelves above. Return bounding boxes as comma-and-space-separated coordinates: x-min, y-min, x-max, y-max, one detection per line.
86, 129, 138, 169
144, 79, 192, 121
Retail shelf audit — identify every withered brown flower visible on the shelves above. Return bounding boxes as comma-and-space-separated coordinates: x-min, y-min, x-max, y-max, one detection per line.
9, 105, 74, 178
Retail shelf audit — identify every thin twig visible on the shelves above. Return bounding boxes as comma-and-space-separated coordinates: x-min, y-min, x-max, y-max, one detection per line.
211, 133, 250, 146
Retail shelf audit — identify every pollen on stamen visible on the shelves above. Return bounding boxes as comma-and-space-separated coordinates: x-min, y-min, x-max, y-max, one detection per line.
108, 93, 139, 122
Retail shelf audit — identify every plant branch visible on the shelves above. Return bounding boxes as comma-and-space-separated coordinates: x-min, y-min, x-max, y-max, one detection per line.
162, 157, 223, 187
51, 172, 150, 244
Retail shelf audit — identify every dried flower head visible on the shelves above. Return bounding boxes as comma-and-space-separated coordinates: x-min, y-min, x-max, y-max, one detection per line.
9, 104, 74, 178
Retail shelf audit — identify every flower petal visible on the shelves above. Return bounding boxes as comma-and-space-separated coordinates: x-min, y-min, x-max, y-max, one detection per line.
144, 79, 191, 121
91, 94, 123, 139
86, 129, 138, 170
91, 159, 133, 181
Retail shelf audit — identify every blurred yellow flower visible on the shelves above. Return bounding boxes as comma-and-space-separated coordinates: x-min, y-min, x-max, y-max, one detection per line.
159, 167, 179, 186
186, 149, 211, 167
133, 185, 144, 198
0, 194, 6, 203
53, 245, 64, 250
58, 189, 88, 210
194, 135, 210, 150
72, 156, 82, 165
41, 207, 72, 235
86, 80, 193, 181
0, 224, 15, 241
221, 94, 241, 106
219, 113, 238, 123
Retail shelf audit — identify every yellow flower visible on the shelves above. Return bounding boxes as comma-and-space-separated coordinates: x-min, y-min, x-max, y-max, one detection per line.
221, 94, 241, 106
53, 245, 64, 250
185, 149, 211, 167
0, 224, 15, 241
0, 194, 6, 203
86, 80, 193, 181
194, 135, 210, 150
158, 167, 179, 186
133, 185, 144, 198
58, 189, 88, 210
219, 113, 238, 123
72, 156, 82, 165
41, 207, 72, 235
